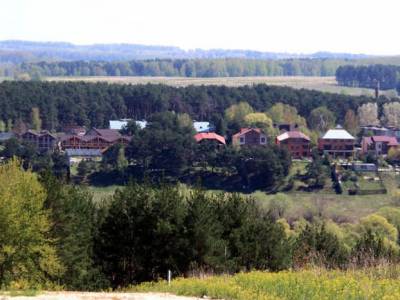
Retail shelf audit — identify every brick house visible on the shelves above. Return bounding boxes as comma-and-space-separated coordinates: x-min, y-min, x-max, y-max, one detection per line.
20, 130, 58, 152
60, 128, 131, 151
276, 131, 311, 158
194, 132, 226, 145
361, 136, 399, 156
232, 128, 267, 146
318, 126, 355, 158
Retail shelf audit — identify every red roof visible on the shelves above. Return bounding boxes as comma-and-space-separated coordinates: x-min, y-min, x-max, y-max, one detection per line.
363, 136, 399, 147
194, 132, 226, 145
277, 131, 310, 142
372, 136, 398, 144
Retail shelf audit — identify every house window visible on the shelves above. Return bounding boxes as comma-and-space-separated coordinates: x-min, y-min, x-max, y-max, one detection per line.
260, 137, 266, 144
240, 137, 245, 144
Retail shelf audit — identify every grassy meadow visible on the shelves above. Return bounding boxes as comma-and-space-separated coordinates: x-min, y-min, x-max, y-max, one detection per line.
133, 268, 400, 300
45, 76, 398, 97
87, 174, 400, 224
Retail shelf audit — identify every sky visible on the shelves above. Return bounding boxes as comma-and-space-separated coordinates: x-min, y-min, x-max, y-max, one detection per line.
1, 0, 399, 55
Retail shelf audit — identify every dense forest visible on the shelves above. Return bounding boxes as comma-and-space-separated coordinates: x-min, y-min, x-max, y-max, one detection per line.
0, 81, 391, 131
336, 64, 400, 90
10, 58, 344, 78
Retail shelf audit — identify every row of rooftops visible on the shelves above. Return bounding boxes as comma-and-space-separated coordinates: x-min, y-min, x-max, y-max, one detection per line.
20, 128, 131, 143
194, 125, 400, 147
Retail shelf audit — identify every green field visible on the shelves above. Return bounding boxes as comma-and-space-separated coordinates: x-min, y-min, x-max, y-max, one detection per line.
133, 268, 400, 300
86, 168, 400, 225
45, 76, 398, 97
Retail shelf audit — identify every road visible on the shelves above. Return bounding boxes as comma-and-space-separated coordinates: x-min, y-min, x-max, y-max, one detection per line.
0, 292, 203, 300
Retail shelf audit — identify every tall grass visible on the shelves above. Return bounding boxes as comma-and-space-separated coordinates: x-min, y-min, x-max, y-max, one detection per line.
132, 267, 400, 299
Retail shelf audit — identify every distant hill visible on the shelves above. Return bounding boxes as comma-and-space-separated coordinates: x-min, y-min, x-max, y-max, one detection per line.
2, 40, 400, 79
0, 40, 373, 63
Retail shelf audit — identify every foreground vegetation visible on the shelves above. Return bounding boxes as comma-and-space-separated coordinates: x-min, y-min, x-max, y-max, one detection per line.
134, 268, 400, 300
3, 157, 400, 292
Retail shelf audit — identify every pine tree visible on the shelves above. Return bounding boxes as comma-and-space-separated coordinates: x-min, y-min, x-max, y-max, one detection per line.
41, 173, 106, 290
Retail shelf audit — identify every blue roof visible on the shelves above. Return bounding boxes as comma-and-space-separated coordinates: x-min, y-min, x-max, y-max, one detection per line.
65, 149, 102, 157
0, 132, 14, 141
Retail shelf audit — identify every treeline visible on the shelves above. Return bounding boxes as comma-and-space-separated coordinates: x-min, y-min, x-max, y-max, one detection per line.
336, 64, 400, 90
4, 58, 347, 78
0, 40, 371, 63
0, 81, 389, 131
2, 159, 400, 290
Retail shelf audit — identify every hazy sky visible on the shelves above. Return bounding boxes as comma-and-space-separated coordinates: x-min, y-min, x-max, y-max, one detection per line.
1, 0, 399, 55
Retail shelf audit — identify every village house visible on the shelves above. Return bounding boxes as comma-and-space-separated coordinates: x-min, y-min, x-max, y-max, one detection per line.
232, 128, 267, 146
360, 125, 400, 142
276, 131, 311, 158
60, 128, 131, 152
273, 123, 299, 132
361, 136, 399, 156
65, 148, 102, 164
63, 125, 87, 136
194, 132, 226, 145
352, 162, 377, 172
20, 130, 58, 152
360, 125, 390, 137
318, 126, 355, 158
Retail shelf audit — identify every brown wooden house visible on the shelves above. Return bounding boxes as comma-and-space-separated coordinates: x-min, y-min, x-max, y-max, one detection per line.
60, 128, 131, 151
232, 128, 267, 146
276, 131, 311, 158
20, 130, 58, 152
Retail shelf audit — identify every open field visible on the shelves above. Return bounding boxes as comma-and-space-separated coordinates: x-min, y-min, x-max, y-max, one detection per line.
133, 268, 400, 300
45, 76, 398, 97
87, 173, 399, 225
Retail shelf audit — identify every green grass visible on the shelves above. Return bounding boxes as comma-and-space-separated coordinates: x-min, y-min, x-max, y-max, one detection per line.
132, 268, 400, 299
45, 76, 398, 97
0, 289, 39, 297
253, 191, 395, 223
341, 171, 385, 192
83, 163, 400, 224
88, 185, 122, 203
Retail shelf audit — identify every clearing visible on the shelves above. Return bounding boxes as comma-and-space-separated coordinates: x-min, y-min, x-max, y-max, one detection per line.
45, 76, 397, 97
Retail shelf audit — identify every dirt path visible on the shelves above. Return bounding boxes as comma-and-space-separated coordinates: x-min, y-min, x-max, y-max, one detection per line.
0, 292, 203, 300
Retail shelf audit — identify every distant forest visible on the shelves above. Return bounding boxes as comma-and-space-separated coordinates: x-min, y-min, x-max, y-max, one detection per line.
13, 58, 344, 77
0, 40, 372, 62
336, 65, 400, 90
0, 81, 393, 131
2, 40, 400, 78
